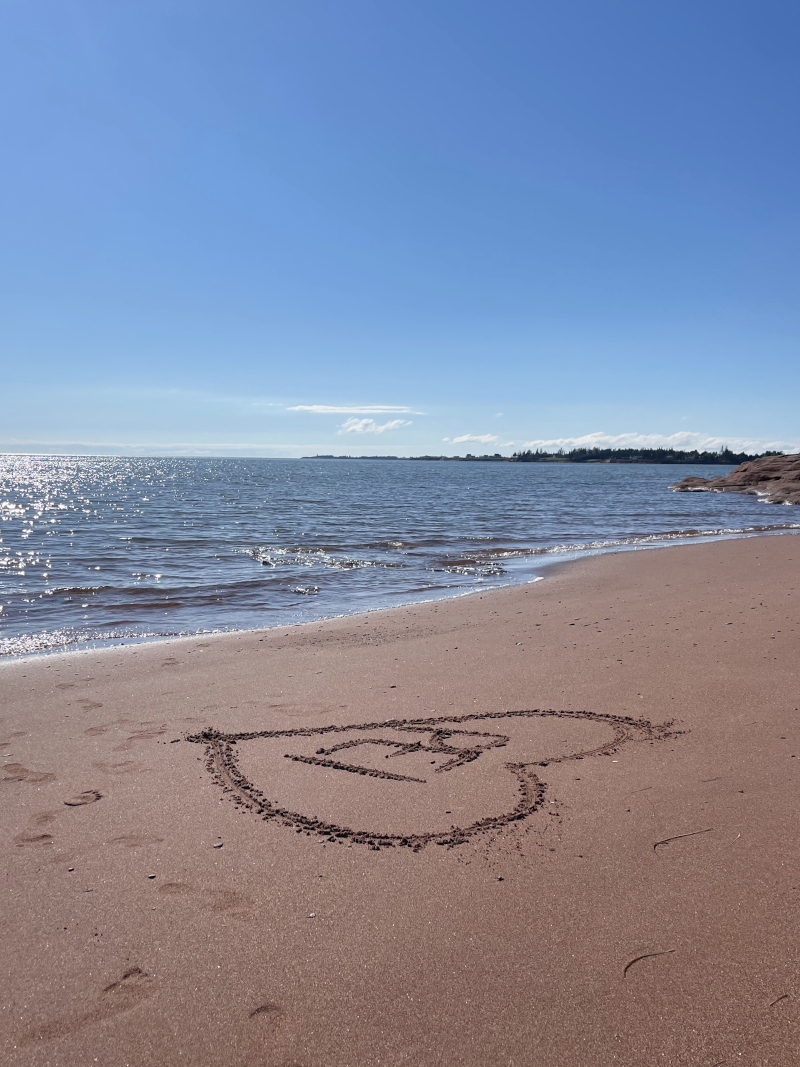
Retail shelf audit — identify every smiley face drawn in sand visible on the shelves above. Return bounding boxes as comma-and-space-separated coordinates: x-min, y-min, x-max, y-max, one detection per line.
188, 709, 674, 850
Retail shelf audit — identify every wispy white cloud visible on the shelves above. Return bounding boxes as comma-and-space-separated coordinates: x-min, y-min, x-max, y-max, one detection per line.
338, 417, 412, 435
289, 404, 419, 414
450, 433, 499, 445
521, 431, 800, 452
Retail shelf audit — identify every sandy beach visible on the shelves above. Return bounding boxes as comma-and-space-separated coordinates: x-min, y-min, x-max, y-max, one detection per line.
2, 532, 799, 1066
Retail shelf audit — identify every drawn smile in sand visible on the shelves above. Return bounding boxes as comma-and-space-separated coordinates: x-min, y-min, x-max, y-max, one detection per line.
188, 709, 674, 850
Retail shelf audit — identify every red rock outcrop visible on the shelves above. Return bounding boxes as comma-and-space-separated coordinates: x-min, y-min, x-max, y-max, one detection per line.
670, 453, 800, 505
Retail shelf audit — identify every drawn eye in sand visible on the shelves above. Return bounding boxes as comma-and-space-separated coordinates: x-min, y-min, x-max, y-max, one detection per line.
188, 710, 673, 850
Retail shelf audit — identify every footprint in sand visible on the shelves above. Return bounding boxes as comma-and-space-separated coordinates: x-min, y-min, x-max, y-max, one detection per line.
2, 763, 56, 784
109, 833, 165, 848
19, 967, 156, 1047
157, 881, 253, 916
157, 881, 192, 896
113, 727, 168, 751
14, 812, 58, 847
84, 718, 138, 737
249, 1001, 288, 1034
15, 793, 102, 848
0, 734, 27, 754
189, 708, 676, 851
64, 789, 103, 807
92, 759, 140, 775
14, 830, 55, 847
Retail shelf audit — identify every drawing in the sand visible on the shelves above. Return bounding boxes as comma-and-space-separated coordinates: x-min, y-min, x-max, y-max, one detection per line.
189, 709, 676, 850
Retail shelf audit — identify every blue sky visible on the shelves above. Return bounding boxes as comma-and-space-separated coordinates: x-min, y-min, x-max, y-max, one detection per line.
2, 0, 799, 456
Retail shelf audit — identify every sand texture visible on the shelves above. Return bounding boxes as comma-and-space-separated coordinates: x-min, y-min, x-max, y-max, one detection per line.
2, 534, 799, 1066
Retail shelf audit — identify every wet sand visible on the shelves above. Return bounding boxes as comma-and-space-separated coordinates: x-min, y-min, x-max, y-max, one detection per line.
2, 533, 799, 1066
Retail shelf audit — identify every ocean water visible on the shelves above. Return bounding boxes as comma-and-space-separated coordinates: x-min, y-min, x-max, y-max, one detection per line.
1, 454, 797, 657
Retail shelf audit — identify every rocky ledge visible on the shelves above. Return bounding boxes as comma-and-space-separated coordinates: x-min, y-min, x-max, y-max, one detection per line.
670, 453, 800, 505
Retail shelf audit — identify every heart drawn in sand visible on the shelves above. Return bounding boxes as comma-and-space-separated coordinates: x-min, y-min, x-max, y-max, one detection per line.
188, 709, 674, 850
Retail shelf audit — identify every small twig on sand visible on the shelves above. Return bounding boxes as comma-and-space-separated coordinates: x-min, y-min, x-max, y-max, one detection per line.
770, 994, 789, 1007
623, 949, 675, 978
653, 828, 713, 852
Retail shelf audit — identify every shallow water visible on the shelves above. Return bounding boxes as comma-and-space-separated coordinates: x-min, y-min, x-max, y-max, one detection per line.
1, 455, 797, 656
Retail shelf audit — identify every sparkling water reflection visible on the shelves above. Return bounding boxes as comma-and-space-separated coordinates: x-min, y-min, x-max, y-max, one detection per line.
1, 455, 797, 656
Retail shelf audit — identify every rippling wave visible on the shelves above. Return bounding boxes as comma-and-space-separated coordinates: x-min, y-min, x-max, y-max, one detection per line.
245, 546, 408, 570
1, 455, 797, 657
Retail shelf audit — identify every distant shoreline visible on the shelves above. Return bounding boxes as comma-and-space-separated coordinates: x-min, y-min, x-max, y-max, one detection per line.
1, 449, 783, 465
304, 447, 782, 465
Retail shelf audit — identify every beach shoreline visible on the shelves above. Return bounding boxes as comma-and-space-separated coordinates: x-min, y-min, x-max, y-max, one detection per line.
3, 532, 799, 1065
3, 525, 798, 664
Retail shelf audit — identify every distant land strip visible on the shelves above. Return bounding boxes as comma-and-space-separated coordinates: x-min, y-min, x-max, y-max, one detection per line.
303, 447, 785, 465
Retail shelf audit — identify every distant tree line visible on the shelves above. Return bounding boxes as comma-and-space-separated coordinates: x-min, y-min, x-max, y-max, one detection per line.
510, 447, 782, 464
304, 448, 783, 464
